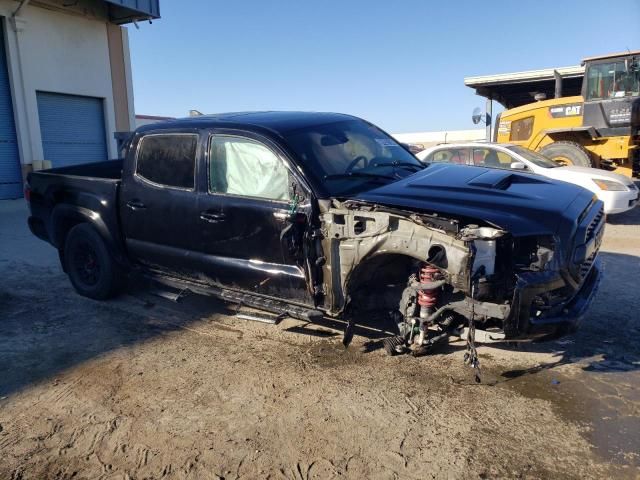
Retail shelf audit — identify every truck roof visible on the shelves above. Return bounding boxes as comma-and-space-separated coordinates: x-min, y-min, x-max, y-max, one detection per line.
135, 111, 359, 136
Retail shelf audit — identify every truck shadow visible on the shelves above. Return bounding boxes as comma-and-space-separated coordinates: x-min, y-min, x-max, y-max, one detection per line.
0, 250, 638, 398
0, 267, 234, 398
356, 250, 640, 378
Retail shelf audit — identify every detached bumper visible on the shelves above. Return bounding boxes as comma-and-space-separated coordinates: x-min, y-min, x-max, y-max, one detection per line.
504, 259, 602, 339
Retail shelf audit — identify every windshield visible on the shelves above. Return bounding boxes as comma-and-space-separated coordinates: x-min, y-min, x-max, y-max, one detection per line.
585, 58, 640, 100
283, 119, 424, 196
507, 145, 561, 168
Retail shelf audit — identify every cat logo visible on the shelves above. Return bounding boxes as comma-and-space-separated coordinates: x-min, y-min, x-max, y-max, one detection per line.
549, 104, 582, 118
565, 105, 582, 116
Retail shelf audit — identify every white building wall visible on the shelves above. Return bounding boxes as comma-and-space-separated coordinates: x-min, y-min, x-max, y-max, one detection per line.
0, 0, 119, 166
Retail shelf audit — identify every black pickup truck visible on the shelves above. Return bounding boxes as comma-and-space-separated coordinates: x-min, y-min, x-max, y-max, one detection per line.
27, 112, 604, 354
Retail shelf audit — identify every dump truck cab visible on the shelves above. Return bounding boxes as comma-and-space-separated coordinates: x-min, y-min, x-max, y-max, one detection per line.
582, 52, 640, 138
465, 51, 640, 179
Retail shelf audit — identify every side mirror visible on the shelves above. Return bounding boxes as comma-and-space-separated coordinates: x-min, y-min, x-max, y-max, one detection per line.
472, 107, 483, 125
510, 161, 526, 170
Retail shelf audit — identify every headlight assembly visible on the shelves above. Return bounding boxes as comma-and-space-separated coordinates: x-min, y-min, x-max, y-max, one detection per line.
592, 179, 627, 191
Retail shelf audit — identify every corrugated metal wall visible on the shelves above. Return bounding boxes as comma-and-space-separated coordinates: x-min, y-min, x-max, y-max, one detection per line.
0, 21, 23, 200
37, 92, 108, 168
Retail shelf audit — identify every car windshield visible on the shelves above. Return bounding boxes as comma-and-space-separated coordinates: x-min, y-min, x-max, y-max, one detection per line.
283, 119, 424, 196
506, 145, 561, 168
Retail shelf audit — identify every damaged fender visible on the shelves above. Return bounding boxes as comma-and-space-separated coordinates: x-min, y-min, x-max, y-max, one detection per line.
319, 201, 477, 314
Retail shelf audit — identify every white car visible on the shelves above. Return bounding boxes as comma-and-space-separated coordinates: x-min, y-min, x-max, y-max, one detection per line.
416, 143, 639, 215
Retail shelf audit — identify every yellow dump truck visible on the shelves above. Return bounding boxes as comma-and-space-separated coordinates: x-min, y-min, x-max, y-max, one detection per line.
465, 51, 640, 178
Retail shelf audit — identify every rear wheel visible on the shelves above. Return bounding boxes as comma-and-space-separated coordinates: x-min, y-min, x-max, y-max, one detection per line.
64, 223, 122, 300
539, 141, 593, 168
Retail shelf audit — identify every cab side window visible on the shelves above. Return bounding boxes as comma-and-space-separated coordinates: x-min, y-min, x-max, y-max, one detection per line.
509, 116, 534, 141
209, 136, 290, 201
136, 134, 198, 189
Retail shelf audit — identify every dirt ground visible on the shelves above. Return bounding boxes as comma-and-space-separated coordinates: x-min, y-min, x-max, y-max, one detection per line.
1, 199, 639, 480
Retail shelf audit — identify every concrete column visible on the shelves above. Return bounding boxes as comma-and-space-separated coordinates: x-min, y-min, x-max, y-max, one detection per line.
485, 97, 492, 142
107, 22, 130, 132
3, 14, 34, 174
121, 27, 135, 131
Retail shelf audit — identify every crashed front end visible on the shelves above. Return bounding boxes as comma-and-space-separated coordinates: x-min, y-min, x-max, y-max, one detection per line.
318, 196, 604, 354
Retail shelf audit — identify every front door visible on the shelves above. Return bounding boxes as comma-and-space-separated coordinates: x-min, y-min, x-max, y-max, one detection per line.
195, 132, 312, 304
120, 131, 201, 275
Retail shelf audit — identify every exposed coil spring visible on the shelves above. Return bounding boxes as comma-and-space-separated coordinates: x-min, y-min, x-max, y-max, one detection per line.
417, 265, 441, 307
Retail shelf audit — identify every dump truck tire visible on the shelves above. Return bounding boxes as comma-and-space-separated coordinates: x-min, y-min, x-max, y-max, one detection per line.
64, 223, 122, 300
539, 141, 593, 168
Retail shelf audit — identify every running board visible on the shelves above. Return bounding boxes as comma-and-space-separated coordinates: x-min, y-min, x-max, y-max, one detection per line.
148, 285, 189, 303
235, 311, 282, 325
143, 272, 324, 323
220, 288, 323, 323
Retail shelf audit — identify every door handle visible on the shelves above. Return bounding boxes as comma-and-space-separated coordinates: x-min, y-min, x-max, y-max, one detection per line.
126, 200, 146, 210
200, 212, 226, 223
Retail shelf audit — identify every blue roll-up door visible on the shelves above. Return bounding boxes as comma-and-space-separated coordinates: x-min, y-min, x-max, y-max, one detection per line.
37, 92, 108, 168
0, 22, 22, 200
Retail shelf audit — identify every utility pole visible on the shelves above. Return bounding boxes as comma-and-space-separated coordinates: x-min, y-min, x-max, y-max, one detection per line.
485, 97, 492, 142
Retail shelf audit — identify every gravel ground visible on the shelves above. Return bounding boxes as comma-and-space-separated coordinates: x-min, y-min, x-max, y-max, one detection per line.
0, 198, 639, 480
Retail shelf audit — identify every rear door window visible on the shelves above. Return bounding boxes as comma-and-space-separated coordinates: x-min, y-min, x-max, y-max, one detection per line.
472, 148, 515, 170
430, 149, 469, 164
136, 134, 198, 189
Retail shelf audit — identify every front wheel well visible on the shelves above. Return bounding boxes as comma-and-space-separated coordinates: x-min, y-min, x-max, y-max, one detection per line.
345, 253, 423, 319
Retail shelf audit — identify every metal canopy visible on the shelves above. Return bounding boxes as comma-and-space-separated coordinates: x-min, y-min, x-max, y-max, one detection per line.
464, 65, 585, 108
103, 0, 160, 24
582, 50, 640, 62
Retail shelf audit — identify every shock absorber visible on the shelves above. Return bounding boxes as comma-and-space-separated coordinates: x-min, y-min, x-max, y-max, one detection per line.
418, 265, 441, 320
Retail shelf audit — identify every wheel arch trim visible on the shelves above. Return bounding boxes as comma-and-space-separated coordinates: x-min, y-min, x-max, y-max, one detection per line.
50, 204, 127, 265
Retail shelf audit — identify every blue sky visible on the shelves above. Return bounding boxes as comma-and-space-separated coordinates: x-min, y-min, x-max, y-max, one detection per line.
128, 0, 640, 133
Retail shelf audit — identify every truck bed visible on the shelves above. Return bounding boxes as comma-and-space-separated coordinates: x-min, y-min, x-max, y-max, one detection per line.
27, 160, 124, 251
40, 160, 124, 180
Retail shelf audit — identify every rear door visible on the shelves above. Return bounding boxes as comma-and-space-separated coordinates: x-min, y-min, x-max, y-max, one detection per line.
195, 131, 313, 304
120, 131, 201, 275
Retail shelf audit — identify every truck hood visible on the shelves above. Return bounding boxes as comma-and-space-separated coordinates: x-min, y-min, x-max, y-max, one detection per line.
354, 163, 595, 236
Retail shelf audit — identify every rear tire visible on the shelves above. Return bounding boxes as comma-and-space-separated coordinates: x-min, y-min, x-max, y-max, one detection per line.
64, 223, 122, 300
539, 141, 593, 168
